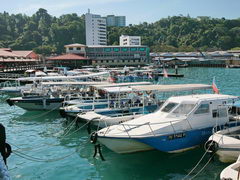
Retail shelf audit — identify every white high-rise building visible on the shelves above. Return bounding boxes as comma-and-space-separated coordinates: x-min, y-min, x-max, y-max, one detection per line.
119, 35, 141, 46
85, 10, 107, 46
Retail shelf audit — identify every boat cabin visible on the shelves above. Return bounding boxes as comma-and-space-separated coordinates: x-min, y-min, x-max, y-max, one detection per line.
159, 94, 238, 128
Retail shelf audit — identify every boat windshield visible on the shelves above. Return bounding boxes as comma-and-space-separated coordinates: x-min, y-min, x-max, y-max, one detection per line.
172, 103, 196, 115
161, 102, 178, 112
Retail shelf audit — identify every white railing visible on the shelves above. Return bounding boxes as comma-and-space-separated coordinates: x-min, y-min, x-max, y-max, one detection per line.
103, 118, 191, 138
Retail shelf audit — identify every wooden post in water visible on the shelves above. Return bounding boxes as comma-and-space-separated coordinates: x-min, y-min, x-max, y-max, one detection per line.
175, 64, 178, 75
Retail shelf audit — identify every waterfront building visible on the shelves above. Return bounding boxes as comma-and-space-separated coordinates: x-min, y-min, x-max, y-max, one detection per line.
85, 10, 107, 46
119, 35, 141, 46
86, 45, 149, 66
46, 43, 149, 68
104, 15, 126, 27
47, 44, 90, 68
0, 48, 41, 72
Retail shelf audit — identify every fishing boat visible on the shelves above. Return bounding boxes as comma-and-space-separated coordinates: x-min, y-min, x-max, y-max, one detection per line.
94, 94, 238, 154
220, 155, 240, 180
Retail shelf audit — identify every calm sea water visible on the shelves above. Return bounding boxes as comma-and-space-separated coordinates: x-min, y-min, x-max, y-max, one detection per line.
1, 67, 240, 180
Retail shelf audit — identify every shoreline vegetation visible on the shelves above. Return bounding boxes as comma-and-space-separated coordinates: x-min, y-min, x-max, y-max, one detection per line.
0, 8, 240, 55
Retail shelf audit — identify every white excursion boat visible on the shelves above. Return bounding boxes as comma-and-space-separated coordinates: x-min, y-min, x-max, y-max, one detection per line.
205, 124, 240, 163
80, 84, 212, 128
6, 81, 111, 111
0, 81, 33, 95
60, 82, 153, 118
94, 94, 238, 154
220, 155, 240, 180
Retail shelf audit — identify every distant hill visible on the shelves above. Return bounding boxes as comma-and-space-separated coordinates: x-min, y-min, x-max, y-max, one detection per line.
0, 8, 240, 54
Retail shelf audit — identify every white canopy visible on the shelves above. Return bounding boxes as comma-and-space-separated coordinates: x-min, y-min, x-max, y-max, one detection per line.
102, 86, 133, 93
40, 81, 111, 86
17, 72, 110, 81
131, 84, 212, 92
93, 82, 152, 89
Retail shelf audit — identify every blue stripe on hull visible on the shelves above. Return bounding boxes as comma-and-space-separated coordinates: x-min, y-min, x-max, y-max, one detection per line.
135, 127, 213, 152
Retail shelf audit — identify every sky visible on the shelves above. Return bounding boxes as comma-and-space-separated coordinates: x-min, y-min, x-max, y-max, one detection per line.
1, 0, 240, 25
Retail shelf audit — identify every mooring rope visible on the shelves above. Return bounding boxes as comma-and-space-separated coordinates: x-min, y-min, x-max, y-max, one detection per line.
9, 118, 92, 156
13, 149, 77, 162
17, 105, 61, 120
182, 135, 223, 180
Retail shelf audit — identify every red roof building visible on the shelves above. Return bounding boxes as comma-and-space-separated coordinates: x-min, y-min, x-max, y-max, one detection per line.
47, 53, 91, 68
12, 51, 39, 59
0, 48, 41, 72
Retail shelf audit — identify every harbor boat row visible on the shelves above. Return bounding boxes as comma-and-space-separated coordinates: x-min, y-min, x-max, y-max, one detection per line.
2, 70, 240, 179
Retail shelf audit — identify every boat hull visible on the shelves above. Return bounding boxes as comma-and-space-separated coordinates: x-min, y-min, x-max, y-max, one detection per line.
136, 127, 213, 153
7, 97, 64, 111
98, 137, 153, 154
217, 148, 240, 163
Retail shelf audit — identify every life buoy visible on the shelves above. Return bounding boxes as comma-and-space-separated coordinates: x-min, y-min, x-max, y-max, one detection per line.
204, 140, 218, 154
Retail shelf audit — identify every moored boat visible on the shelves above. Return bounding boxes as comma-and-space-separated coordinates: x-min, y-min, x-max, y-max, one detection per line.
205, 125, 240, 163
94, 94, 238, 154
220, 155, 240, 180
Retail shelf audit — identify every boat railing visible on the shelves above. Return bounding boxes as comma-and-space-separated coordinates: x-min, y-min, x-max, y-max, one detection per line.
212, 118, 240, 134
116, 118, 189, 138
105, 111, 142, 119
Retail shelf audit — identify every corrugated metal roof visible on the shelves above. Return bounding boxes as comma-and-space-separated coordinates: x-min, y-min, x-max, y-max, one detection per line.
47, 53, 89, 60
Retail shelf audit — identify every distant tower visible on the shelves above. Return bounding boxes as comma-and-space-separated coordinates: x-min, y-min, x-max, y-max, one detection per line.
85, 11, 107, 46
104, 15, 126, 27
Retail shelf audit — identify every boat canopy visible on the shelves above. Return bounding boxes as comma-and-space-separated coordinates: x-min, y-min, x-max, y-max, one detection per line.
102, 86, 133, 93
131, 84, 212, 92
40, 81, 111, 86
100, 84, 212, 94
17, 72, 110, 81
93, 82, 152, 89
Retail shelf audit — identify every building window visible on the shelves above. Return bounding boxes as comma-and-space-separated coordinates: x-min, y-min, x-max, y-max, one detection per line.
69, 47, 73, 50
113, 47, 120, 52
77, 47, 81, 50
139, 47, 146, 51
104, 48, 112, 52
130, 47, 137, 51
121, 47, 129, 52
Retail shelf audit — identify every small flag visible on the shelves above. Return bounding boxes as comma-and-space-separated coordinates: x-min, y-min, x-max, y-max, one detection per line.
212, 77, 219, 94
163, 68, 168, 78
107, 76, 115, 83
148, 74, 153, 79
